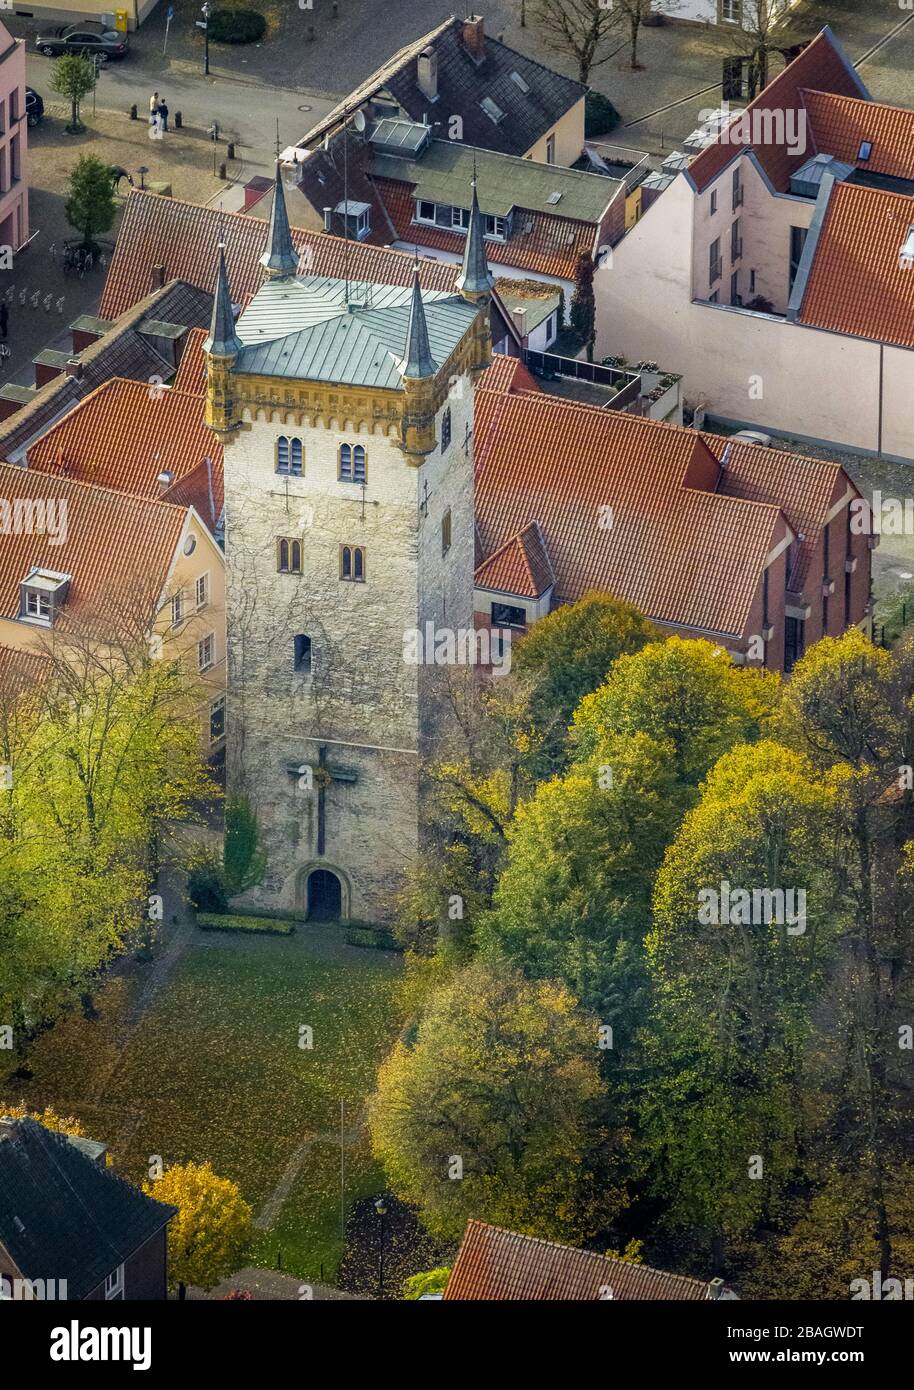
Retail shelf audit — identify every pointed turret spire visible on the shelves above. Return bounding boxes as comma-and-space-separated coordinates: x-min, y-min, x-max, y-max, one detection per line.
204, 243, 242, 358
399, 264, 437, 379
260, 161, 299, 279
456, 176, 493, 303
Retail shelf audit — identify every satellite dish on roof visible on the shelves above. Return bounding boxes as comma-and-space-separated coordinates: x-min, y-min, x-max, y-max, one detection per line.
352, 109, 366, 132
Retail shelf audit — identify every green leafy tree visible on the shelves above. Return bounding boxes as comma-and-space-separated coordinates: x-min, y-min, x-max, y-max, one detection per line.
512, 591, 657, 773
641, 740, 847, 1261
369, 960, 621, 1242
145, 1161, 252, 1298
402, 1267, 450, 1299
573, 635, 779, 786
51, 54, 97, 134
481, 732, 680, 1030
224, 795, 267, 895
64, 154, 115, 249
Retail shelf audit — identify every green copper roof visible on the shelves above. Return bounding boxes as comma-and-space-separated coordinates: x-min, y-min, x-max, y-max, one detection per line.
455, 179, 492, 300
234, 275, 477, 389
260, 163, 299, 278
399, 267, 437, 378
204, 245, 242, 357
371, 139, 621, 223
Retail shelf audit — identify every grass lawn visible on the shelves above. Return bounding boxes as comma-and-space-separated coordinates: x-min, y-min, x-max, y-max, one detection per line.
4, 936, 401, 1283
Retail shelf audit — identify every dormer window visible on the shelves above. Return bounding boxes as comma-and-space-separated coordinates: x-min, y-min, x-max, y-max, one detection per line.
900, 225, 914, 270
484, 214, 507, 241
19, 567, 70, 627
335, 200, 371, 240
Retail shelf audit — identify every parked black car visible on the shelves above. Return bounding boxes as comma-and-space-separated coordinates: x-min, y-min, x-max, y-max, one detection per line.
35, 22, 128, 62
25, 88, 44, 127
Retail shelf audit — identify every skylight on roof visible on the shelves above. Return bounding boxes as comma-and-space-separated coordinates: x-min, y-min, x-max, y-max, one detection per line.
480, 96, 505, 124
858, 140, 872, 161
510, 70, 530, 94
900, 225, 914, 267
546, 191, 562, 205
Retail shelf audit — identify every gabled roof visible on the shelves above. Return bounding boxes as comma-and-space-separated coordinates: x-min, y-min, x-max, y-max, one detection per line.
0, 1117, 176, 1300
800, 89, 914, 182
0, 462, 188, 625
475, 520, 555, 598
26, 376, 224, 520
99, 192, 463, 322
377, 177, 596, 281
0, 279, 211, 461
687, 27, 869, 194
296, 16, 586, 160
474, 385, 787, 639
172, 327, 208, 395
793, 180, 914, 350
233, 274, 477, 389
705, 433, 849, 591
443, 1221, 713, 1301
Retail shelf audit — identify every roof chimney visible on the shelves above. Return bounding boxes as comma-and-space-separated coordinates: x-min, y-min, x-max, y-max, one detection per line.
462, 15, 485, 63
417, 45, 438, 101
323, 206, 333, 232
65, 358, 83, 381
149, 264, 166, 292
157, 469, 174, 494
511, 306, 528, 341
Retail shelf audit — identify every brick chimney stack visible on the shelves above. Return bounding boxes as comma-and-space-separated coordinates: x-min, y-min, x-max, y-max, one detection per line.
149, 264, 166, 292
462, 15, 485, 63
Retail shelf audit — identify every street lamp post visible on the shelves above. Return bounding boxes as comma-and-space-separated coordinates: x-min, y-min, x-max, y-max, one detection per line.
374, 1197, 387, 1300
201, 2, 211, 76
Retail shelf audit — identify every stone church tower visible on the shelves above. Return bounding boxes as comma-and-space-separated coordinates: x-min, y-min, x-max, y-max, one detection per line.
205, 168, 492, 923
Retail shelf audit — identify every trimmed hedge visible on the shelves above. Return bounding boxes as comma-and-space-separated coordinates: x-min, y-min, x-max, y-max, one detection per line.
196, 912, 295, 936
207, 7, 266, 44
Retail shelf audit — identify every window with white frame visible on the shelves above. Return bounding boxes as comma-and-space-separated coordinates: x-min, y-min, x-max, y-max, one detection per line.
195, 574, 208, 609
25, 590, 51, 621
171, 591, 184, 626
451, 206, 470, 231
105, 1265, 124, 1300
197, 633, 215, 672
484, 214, 507, 241
416, 200, 436, 223
721, 0, 740, 22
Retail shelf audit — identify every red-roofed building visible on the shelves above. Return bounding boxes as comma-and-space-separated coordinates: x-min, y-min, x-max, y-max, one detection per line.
473, 358, 870, 672
442, 1220, 733, 1301
595, 27, 914, 460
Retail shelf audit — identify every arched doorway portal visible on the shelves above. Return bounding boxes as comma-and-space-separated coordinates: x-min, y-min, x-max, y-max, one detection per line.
306, 868, 342, 922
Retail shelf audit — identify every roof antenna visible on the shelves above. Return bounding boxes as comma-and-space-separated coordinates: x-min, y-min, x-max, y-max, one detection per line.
343, 105, 351, 307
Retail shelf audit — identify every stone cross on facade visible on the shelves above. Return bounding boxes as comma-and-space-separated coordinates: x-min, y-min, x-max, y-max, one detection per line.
309, 744, 358, 856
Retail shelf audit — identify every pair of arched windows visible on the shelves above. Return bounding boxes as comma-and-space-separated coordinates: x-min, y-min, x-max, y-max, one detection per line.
276, 436, 303, 475
340, 545, 365, 581
339, 442, 366, 483
278, 538, 302, 573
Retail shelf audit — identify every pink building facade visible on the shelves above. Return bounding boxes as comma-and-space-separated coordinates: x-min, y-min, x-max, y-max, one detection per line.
0, 20, 27, 256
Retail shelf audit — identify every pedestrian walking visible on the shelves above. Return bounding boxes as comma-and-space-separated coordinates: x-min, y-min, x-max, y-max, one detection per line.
149, 90, 159, 125
0, 302, 8, 339
158, 98, 169, 133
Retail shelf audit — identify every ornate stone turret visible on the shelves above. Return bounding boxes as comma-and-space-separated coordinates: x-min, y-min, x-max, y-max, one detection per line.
204, 244, 241, 440
455, 178, 493, 304
260, 161, 299, 280
399, 266, 439, 459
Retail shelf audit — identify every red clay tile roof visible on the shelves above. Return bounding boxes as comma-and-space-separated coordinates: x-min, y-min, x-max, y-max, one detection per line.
795, 181, 914, 349
474, 387, 787, 638
801, 89, 914, 181
443, 1221, 711, 1301
100, 192, 462, 321
475, 520, 555, 597
688, 29, 869, 195
0, 463, 187, 625
26, 377, 224, 523
707, 434, 850, 592
477, 353, 541, 395
376, 175, 596, 280
172, 327, 207, 395
0, 642, 51, 692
